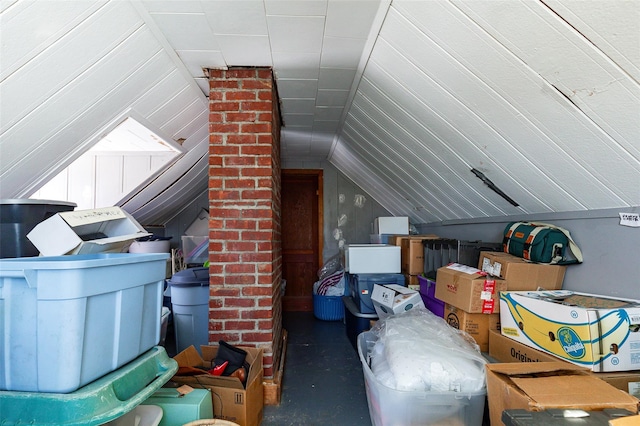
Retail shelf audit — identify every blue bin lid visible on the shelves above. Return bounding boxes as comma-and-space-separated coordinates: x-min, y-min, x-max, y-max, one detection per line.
168, 267, 209, 286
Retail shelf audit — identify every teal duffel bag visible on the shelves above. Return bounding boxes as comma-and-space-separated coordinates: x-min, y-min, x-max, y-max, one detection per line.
502, 222, 583, 265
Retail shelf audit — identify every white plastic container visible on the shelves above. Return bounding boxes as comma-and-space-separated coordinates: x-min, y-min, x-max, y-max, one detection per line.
0, 252, 169, 393
345, 244, 401, 274
357, 331, 486, 426
373, 216, 409, 235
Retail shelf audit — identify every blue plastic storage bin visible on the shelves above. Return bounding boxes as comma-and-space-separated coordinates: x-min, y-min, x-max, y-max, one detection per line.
348, 273, 405, 314
313, 294, 344, 321
0, 252, 169, 393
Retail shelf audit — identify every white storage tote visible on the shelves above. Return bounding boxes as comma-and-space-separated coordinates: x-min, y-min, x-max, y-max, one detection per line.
0, 252, 169, 393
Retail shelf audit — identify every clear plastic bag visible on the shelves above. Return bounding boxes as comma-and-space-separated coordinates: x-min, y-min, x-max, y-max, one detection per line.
369, 308, 487, 393
317, 253, 343, 280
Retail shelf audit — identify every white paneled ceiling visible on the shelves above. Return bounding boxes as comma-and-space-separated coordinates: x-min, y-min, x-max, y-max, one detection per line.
1, 0, 638, 226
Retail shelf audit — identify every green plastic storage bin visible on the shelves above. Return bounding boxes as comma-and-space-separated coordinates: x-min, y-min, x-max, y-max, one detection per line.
0, 346, 178, 426
143, 387, 214, 426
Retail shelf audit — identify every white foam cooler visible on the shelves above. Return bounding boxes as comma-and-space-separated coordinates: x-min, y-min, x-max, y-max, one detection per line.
0, 252, 169, 393
344, 244, 401, 274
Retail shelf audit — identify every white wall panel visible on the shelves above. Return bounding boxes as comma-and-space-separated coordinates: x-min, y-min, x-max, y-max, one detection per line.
68, 156, 95, 210
95, 155, 123, 208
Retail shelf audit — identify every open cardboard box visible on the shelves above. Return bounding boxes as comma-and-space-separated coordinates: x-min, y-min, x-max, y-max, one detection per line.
488, 329, 640, 397
486, 362, 640, 426
27, 206, 150, 256
171, 345, 264, 426
371, 283, 424, 319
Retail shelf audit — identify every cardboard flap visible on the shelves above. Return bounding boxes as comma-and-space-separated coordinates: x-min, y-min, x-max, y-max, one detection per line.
487, 362, 588, 376
174, 345, 207, 368
513, 374, 640, 409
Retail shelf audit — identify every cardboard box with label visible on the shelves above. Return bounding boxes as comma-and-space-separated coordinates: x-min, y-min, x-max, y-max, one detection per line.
500, 290, 640, 372
344, 244, 401, 274
444, 304, 499, 352
489, 329, 640, 397
400, 235, 439, 275
171, 345, 264, 426
371, 284, 424, 319
27, 206, 150, 256
373, 216, 409, 235
486, 362, 640, 426
478, 251, 565, 291
435, 263, 506, 314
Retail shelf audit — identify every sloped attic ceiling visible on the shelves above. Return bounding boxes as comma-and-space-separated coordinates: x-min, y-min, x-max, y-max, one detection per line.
1, 0, 638, 227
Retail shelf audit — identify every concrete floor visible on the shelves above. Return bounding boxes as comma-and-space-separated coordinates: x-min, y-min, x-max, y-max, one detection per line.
262, 311, 371, 426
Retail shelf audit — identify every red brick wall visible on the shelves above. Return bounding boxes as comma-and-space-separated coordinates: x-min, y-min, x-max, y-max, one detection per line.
208, 67, 283, 378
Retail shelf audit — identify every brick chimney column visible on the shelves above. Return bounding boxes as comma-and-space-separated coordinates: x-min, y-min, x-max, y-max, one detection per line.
208, 67, 283, 378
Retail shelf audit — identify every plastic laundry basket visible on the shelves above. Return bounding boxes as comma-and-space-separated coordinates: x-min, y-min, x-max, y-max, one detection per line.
165, 267, 210, 353
313, 294, 344, 321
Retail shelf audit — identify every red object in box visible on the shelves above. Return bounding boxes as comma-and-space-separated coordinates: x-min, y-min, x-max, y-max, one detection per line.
418, 275, 445, 317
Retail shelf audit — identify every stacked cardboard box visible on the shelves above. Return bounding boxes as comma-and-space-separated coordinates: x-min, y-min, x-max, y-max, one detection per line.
435, 263, 505, 351
499, 290, 640, 373
395, 235, 438, 289
434, 251, 565, 353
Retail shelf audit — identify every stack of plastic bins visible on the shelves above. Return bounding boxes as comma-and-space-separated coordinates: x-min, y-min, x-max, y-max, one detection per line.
0, 252, 177, 425
0, 346, 177, 425
357, 331, 486, 426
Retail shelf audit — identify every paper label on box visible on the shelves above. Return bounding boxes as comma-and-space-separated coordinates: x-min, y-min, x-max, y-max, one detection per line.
62, 207, 127, 226
482, 299, 495, 314
481, 291, 493, 301
446, 263, 484, 275
483, 279, 496, 294
177, 384, 195, 395
630, 313, 640, 325
483, 261, 503, 277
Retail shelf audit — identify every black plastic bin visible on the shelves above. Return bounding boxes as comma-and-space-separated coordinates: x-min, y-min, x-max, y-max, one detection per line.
342, 295, 378, 352
0, 199, 76, 258
502, 409, 637, 425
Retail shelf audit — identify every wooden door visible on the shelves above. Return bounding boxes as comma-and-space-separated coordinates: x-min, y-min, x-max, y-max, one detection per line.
281, 170, 323, 311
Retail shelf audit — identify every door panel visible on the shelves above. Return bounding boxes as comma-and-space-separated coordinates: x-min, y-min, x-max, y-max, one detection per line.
281, 171, 321, 312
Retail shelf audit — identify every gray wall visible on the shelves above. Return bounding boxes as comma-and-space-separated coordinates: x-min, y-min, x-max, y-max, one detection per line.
160, 160, 391, 265
281, 160, 391, 262
416, 207, 640, 300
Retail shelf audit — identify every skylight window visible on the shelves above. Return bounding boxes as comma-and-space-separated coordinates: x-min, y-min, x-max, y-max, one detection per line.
30, 117, 183, 210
